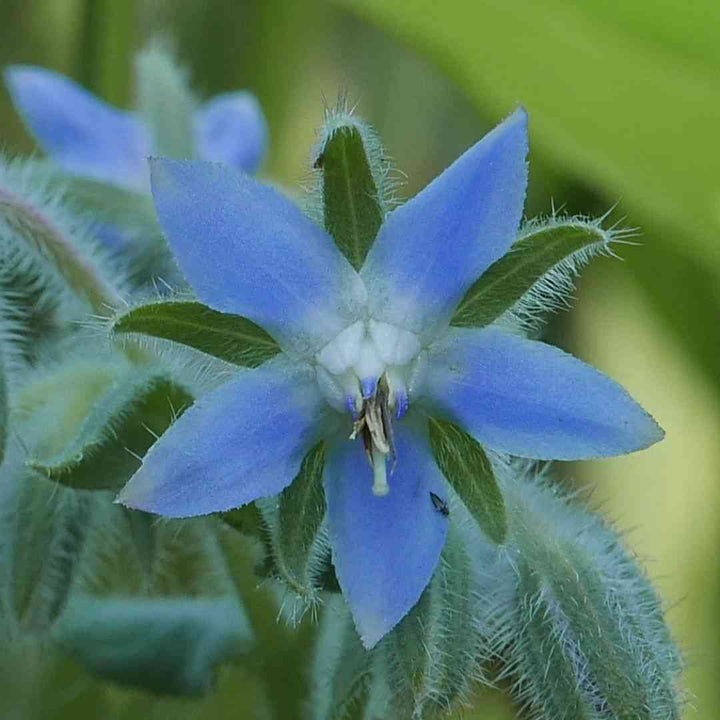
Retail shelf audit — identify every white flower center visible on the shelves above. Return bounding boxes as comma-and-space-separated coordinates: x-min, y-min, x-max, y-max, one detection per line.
315, 320, 422, 496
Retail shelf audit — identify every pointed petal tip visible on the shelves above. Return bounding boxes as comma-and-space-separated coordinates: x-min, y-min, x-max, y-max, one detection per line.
4, 63, 39, 90
114, 476, 152, 513
425, 328, 666, 462
358, 621, 384, 650
510, 104, 529, 123
633, 411, 665, 451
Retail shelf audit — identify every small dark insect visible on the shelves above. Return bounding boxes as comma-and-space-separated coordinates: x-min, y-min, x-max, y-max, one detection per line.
429, 492, 449, 517
313, 152, 325, 169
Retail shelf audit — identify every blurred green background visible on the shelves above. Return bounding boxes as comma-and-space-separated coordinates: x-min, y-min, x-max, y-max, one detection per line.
1, 0, 717, 718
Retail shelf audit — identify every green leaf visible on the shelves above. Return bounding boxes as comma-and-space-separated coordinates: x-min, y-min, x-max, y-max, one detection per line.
329, 0, 720, 272
27, 367, 193, 491
451, 219, 612, 328
113, 301, 281, 367
319, 122, 383, 270
135, 41, 197, 158
53, 596, 253, 696
428, 417, 506, 544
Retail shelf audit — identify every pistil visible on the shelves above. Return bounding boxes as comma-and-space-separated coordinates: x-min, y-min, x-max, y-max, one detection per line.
371, 445, 389, 496
350, 373, 396, 496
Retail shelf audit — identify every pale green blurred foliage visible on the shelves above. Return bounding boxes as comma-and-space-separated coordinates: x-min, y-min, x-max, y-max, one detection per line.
0, 0, 715, 717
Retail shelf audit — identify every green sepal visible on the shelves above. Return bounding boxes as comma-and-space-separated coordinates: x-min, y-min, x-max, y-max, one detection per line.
112, 300, 281, 367
375, 530, 477, 719
259, 442, 330, 600
276, 442, 327, 595
451, 219, 613, 328
501, 472, 683, 720
52, 596, 252, 696
428, 417, 506, 544
135, 42, 197, 158
27, 366, 193, 491
318, 121, 383, 270
517, 549, 679, 720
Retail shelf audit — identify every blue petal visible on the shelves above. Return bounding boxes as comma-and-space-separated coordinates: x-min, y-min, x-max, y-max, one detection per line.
150, 159, 365, 356
195, 92, 268, 174
421, 328, 664, 460
324, 421, 449, 648
361, 108, 528, 339
4, 65, 151, 190
117, 359, 330, 517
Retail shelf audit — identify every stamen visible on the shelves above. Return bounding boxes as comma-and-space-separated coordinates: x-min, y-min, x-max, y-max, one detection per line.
385, 366, 409, 420
365, 394, 391, 454
361, 377, 378, 399
395, 392, 409, 420
371, 445, 389, 496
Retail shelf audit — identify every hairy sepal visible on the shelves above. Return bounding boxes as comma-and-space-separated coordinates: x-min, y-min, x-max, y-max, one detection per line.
0, 156, 123, 314
428, 417, 507, 544
112, 300, 281, 367
257, 443, 334, 615
494, 468, 683, 720
451, 216, 620, 329
310, 99, 400, 269
27, 364, 193, 491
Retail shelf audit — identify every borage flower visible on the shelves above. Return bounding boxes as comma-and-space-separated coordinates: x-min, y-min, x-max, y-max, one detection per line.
117, 108, 662, 647
4, 47, 267, 192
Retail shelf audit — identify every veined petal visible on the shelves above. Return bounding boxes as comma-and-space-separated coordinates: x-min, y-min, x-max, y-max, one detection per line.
150, 159, 365, 356
361, 108, 528, 339
195, 92, 268, 174
117, 359, 330, 517
421, 328, 663, 460
324, 421, 449, 648
4, 66, 151, 191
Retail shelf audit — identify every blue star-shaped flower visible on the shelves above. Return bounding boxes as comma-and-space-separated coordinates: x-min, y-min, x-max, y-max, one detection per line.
117, 109, 663, 647
4, 64, 267, 191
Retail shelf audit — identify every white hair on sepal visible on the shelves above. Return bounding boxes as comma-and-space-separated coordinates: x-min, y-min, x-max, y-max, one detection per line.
494, 209, 638, 338
474, 460, 684, 720
0, 155, 137, 379
301, 91, 406, 231
0, 156, 129, 308
102, 286, 250, 401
